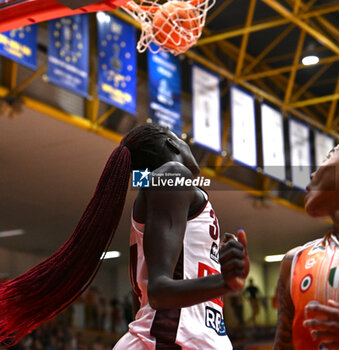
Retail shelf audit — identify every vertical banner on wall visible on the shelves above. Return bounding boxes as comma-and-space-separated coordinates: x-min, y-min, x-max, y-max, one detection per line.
289, 118, 311, 190
48, 15, 89, 97
192, 65, 221, 154
314, 130, 335, 167
261, 103, 286, 181
0, 25, 37, 70
230, 85, 257, 168
97, 12, 137, 115
148, 44, 181, 135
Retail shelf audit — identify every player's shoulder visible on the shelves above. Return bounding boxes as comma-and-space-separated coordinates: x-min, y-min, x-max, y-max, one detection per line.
153, 161, 193, 179
284, 246, 301, 261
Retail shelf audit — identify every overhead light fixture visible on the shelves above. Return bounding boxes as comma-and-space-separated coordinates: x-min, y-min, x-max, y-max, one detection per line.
100, 251, 121, 260
264, 254, 285, 263
0, 229, 25, 238
302, 55, 319, 66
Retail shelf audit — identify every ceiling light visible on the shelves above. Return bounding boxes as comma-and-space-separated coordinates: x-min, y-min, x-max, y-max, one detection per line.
101, 251, 121, 260
264, 254, 285, 262
0, 229, 25, 238
302, 55, 319, 66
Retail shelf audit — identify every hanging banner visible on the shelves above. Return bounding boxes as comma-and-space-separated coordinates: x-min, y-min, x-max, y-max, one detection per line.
192, 65, 221, 154
261, 103, 286, 181
97, 12, 137, 115
0, 25, 37, 70
314, 130, 335, 167
289, 118, 311, 190
230, 85, 257, 168
148, 43, 181, 135
47, 14, 89, 97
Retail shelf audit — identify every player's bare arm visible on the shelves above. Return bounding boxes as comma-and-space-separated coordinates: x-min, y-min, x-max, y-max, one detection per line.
138, 162, 247, 310
274, 248, 298, 350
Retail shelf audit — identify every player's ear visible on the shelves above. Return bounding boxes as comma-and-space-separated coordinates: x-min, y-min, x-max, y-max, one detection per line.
166, 137, 180, 154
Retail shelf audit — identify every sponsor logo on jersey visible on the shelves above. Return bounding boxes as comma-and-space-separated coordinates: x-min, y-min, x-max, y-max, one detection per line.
210, 242, 219, 263
305, 257, 316, 269
205, 306, 226, 336
300, 274, 312, 292
328, 267, 339, 288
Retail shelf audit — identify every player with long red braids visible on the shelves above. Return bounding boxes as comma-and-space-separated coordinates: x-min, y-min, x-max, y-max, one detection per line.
0, 123, 249, 349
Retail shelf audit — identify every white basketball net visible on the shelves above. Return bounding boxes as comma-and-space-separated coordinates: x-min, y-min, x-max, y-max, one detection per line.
121, 0, 216, 55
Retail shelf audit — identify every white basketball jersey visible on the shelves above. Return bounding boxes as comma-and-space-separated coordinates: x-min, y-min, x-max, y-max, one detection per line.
128, 190, 233, 350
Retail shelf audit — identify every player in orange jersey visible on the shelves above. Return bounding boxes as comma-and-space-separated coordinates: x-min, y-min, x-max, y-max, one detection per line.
274, 145, 339, 350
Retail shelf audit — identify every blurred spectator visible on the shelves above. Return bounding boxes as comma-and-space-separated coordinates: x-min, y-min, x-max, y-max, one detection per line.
92, 336, 105, 350
97, 297, 107, 331
84, 287, 97, 329
244, 278, 261, 325
122, 294, 133, 326
230, 292, 244, 326
110, 299, 121, 333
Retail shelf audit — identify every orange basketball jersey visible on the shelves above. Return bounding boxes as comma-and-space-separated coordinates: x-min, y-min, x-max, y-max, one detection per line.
290, 235, 339, 350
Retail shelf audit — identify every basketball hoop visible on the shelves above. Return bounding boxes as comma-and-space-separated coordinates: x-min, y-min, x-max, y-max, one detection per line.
121, 0, 215, 55
0, 0, 214, 55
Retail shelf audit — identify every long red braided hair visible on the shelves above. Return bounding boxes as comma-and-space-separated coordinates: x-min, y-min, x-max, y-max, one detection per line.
0, 123, 168, 346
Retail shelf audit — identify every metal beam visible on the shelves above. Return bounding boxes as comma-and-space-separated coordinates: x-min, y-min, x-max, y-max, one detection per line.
290, 93, 339, 108
196, 3, 339, 47
243, 24, 294, 75
196, 17, 289, 46
214, 31, 329, 119
242, 55, 339, 81
14, 64, 47, 94
284, 29, 305, 104
293, 0, 302, 15
326, 75, 339, 128
235, 0, 257, 78
315, 17, 339, 42
2, 58, 18, 91
85, 14, 99, 122
298, 3, 339, 20
292, 64, 331, 102
185, 50, 337, 137
264, 46, 327, 65
261, 0, 339, 55
97, 106, 116, 125
205, 0, 233, 26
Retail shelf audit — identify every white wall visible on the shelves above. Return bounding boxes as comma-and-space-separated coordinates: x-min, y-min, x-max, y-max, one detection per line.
0, 247, 120, 301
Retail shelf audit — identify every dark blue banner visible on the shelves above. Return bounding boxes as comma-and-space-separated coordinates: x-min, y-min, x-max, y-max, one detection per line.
97, 12, 137, 115
0, 25, 37, 70
148, 44, 182, 135
47, 15, 89, 97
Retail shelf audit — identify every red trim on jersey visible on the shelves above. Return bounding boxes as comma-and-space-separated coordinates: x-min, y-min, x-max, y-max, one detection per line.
198, 262, 223, 307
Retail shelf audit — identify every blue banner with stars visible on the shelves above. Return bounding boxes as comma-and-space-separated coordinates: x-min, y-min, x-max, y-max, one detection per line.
47, 14, 89, 97
0, 25, 37, 70
148, 44, 182, 135
97, 12, 137, 115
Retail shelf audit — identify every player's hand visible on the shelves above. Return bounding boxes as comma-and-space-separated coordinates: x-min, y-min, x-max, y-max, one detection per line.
219, 229, 250, 292
303, 300, 339, 349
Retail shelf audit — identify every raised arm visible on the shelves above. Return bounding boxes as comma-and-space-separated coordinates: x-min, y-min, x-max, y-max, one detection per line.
274, 249, 298, 350
143, 165, 247, 310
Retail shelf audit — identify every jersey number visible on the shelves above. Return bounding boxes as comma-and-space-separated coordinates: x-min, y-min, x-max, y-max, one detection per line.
209, 209, 219, 240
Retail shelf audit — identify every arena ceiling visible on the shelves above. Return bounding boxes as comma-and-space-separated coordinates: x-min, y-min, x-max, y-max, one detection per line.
191, 0, 339, 134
